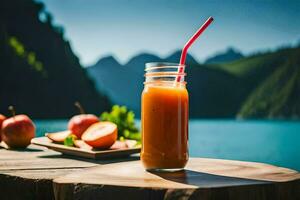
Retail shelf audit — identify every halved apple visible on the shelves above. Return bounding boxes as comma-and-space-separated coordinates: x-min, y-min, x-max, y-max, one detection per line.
74, 140, 93, 150
125, 139, 137, 148
110, 140, 138, 150
81, 122, 117, 149
46, 130, 71, 143
110, 140, 127, 150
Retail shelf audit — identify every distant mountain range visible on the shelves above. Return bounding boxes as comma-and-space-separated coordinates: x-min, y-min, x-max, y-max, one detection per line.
87, 50, 204, 116
88, 46, 300, 119
1, 0, 298, 119
87, 49, 246, 118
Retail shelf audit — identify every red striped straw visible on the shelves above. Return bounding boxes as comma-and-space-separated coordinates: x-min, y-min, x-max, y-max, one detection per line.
176, 16, 214, 82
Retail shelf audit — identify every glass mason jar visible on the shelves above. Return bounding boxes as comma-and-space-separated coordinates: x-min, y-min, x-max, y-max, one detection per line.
141, 62, 189, 171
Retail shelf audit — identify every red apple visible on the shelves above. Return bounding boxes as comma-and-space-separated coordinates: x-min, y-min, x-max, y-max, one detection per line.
1, 106, 35, 148
0, 114, 6, 142
68, 102, 99, 138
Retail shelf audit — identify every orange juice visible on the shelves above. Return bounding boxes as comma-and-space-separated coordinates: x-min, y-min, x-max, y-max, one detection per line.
141, 63, 188, 170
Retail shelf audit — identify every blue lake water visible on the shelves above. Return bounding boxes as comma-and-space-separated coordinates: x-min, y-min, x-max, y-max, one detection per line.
34, 119, 300, 171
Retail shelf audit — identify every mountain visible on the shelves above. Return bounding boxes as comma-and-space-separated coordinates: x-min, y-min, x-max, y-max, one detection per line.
205, 47, 244, 64
0, 0, 111, 118
186, 64, 246, 118
215, 48, 293, 78
238, 47, 300, 119
88, 52, 246, 118
88, 53, 161, 115
88, 46, 300, 119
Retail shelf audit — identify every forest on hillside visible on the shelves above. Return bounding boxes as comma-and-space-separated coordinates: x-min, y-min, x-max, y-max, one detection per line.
0, 0, 111, 118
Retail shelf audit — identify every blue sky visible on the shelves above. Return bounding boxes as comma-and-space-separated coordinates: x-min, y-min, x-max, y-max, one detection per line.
38, 0, 300, 66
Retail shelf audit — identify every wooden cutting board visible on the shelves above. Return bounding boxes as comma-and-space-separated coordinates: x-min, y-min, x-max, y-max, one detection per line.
31, 137, 141, 159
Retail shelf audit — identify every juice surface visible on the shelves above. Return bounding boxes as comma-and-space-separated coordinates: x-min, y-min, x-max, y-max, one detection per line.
141, 83, 188, 170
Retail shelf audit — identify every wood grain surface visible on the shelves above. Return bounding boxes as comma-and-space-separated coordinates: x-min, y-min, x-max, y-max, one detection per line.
0, 143, 299, 200
54, 158, 300, 188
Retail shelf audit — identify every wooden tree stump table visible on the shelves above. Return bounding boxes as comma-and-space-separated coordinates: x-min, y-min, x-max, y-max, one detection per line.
0, 144, 299, 200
